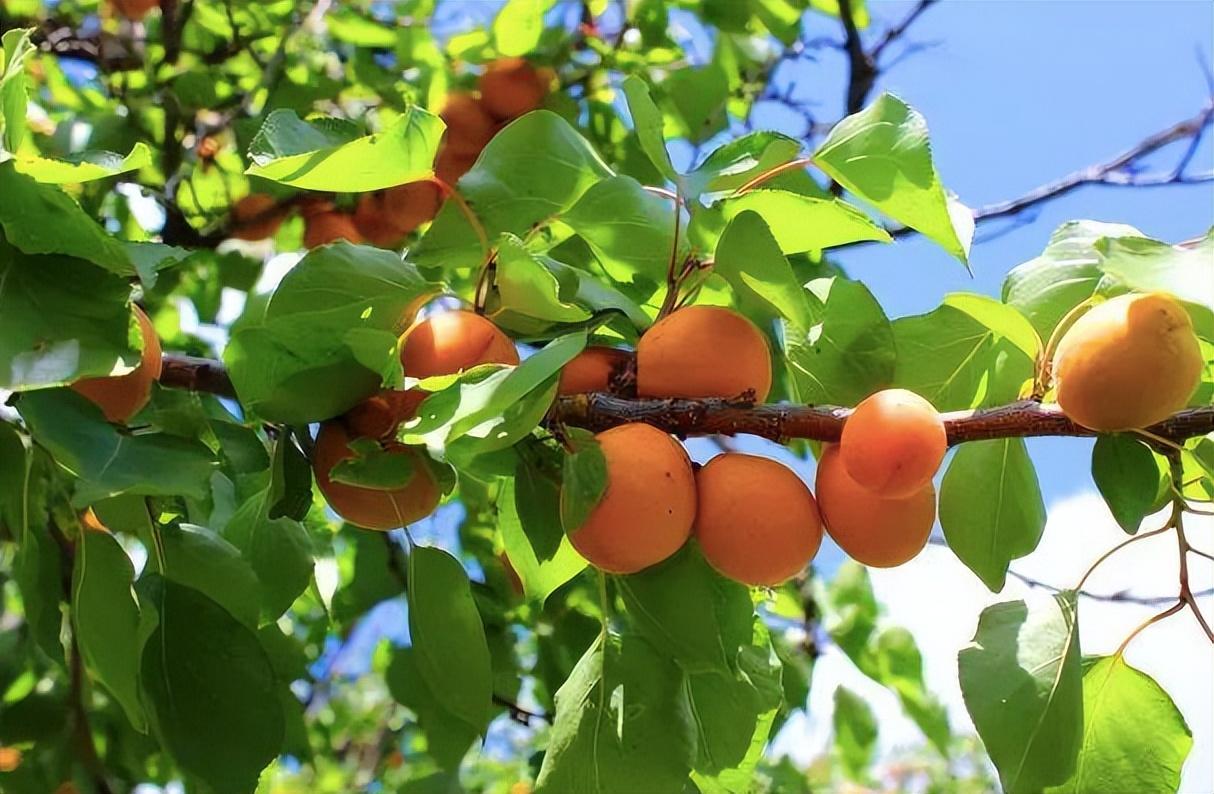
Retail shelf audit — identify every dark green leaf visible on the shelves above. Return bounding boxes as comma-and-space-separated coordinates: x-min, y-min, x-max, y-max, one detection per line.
558, 427, 608, 535
1091, 435, 1158, 534
157, 523, 262, 629
386, 647, 480, 770
621, 75, 678, 182
500, 466, 587, 605
660, 65, 729, 145
330, 438, 418, 489
223, 490, 313, 622
331, 528, 405, 624
268, 431, 312, 521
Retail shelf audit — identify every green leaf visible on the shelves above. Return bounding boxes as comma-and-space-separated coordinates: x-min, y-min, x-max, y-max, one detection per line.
1096, 232, 1214, 339
139, 577, 284, 794
784, 277, 895, 407
943, 292, 1042, 361
499, 465, 587, 605
17, 389, 217, 505
814, 93, 972, 264
0, 247, 138, 390
959, 593, 1083, 794
615, 544, 754, 675
158, 523, 262, 630
72, 530, 147, 731
892, 303, 1035, 411
225, 242, 436, 424
660, 65, 729, 145
535, 633, 695, 794
833, 686, 877, 781
268, 432, 312, 521
330, 438, 418, 489
13, 142, 153, 184
246, 107, 444, 191
407, 545, 493, 733
1, 28, 35, 152
718, 190, 891, 253
486, 235, 593, 333
5, 436, 64, 662
415, 111, 613, 271
940, 438, 1046, 592
558, 427, 608, 535
621, 75, 678, 182
331, 528, 405, 624
493, 0, 554, 56
824, 561, 879, 670
1046, 656, 1192, 794
810, 0, 869, 27
326, 7, 398, 47
873, 627, 950, 755
683, 131, 802, 198
0, 164, 132, 273
223, 490, 314, 623
715, 210, 812, 327
1091, 435, 1158, 535
386, 646, 480, 770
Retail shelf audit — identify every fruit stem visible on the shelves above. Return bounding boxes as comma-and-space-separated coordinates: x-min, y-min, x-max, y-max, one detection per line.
1033, 296, 1100, 399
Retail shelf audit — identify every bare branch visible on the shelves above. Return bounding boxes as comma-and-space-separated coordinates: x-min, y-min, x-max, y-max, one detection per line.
1007, 568, 1214, 607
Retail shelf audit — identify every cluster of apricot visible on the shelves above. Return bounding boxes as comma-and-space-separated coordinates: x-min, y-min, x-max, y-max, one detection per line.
227, 58, 553, 251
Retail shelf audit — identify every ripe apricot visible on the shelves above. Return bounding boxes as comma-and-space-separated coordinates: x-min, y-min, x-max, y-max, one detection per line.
815, 445, 935, 568
72, 305, 162, 423
353, 182, 442, 247
840, 388, 946, 498
344, 389, 427, 439
557, 347, 632, 395
303, 211, 364, 249
401, 311, 519, 380
1053, 292, 1203, 431
440, 93, 497, 157
110, 0, 158, 20
636, 306, 772, 402
478, 58, 551, 121
229, 194, 286, 240
312, 422, 441, 530
563, 422, 695, 574
435, 147, 478, 185
694, 453, 823, 586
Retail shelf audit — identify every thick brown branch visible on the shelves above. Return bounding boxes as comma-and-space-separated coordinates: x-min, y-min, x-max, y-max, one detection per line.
158, 354, 1214, 444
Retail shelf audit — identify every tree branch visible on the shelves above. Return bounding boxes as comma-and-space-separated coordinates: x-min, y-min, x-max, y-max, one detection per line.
158, 354, 1214, 445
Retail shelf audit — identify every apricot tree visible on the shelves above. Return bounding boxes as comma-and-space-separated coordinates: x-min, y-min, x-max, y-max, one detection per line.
0, 2, 1212, 793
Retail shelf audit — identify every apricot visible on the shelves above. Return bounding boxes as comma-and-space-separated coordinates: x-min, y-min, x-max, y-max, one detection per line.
636, 305, 772, 401
80, 508, 109, 533
693, 453, 823, 586
477, 58, 551, 121
439, 93, 497, 157
110, 0, 158, 20
557, 347, 632, 395
303, 211, 364, 249
815, 445, 935, 568
1053, 292, 1203, 431
353, 182, 442, 247
344, 389, 427, 439
72, 305, 162, 423
435, 147, 478, 185
562, 422, 695, 574
312, 422, 441, 530
400, 311, 519, 380
840, 389, 946, 499
229, 194, 286, 240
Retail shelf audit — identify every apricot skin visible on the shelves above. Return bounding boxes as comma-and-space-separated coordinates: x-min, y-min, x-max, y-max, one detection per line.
558, 347, 632, 395
303, 212, 364, 249
563, 423, 696, 574
440, 93, 497, 157
1053, 292, 1203, 431
637, 306, 772, 402
110, 0, 158, 20
694, 453, 823, 586
230, 194, 285, 240
72, 305, 162, 423
354, 182, 442, 246
840, 388, 946, 499
344, 389, 427, 439
401, 311, 519, 380
478, 58, 549, 121
312, 422, 441, 530
816, 445, 935, 568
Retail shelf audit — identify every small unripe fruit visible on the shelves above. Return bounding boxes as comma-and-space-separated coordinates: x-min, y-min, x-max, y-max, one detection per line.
401, 311, 519, 380
344, 389, 427, 439
694, 453, 823, 586
72, 305, 162, 423
1053, 292, 1203, 431
440, 93, 497, 157
312, 422, 441, 530
557, 347, 632, 395
840, 388, 946, 498
353, 182, 442, 247
478, 58, 550, 121
816, 445, 935, 568
229, 194, 285, 240
303, 211, 364, 249
637, 306, 772, 402
563, 423, 695, 574
110, 0, 158, 20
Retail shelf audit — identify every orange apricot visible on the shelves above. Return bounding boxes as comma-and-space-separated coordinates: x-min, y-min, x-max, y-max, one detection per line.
636, 305, 772, 401
563, 422, 695, 574
229, 194, 286, 241
400, 311, 519, 381
72, 305, 162, 423
1053, 292, 1203, 431
312, 422, 441, 530
815, 445, 935, 568
477, 58, 550, 121
839, 388, 946, 499
110, 0, 158, 20
344, 389, 427, 439
557, 347, 632, 395
694, 453, 823, 586
353, 182, 443, 247
435, 147, 478, 185
303, 211, 364, 249
440, 93, 497, 157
